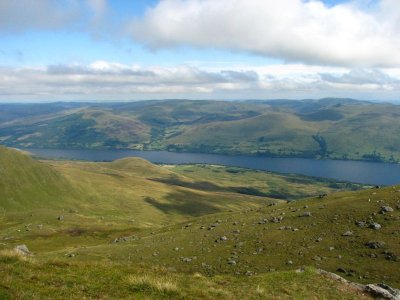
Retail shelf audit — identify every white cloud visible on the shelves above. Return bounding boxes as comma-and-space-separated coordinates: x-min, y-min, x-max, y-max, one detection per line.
0, 62, 399, 101
0, 0, 110, 33
129, 0, 400, 67
0, 0, 82, 32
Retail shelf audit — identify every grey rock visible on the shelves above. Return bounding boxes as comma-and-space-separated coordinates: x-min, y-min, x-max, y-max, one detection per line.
369, 222, 381, 230
227, 259, 236, 265
355, 220, 366, 227
271, 216, 283, 223
215, 236, 228, 243
342, 231, 353, 236
300, 212, 312, 217
380, 206, 394, 214
364, 284, 400, 299
14, 244, 32, 256
181, 257, 192, 263
365, 241, 385, 249
57, 215, 64, 221
384, 251, 399, 262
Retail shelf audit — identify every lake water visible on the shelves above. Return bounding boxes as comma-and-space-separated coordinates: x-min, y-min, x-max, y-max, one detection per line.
25, 148, 400, 186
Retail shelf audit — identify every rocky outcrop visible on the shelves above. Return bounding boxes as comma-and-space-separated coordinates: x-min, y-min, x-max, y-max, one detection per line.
317, 269, 400, 299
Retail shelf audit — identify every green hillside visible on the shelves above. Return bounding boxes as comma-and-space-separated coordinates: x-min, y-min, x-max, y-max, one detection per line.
70, 185, 400, 289
2, 99, 400, 162
0, 146, 362, 252
0, 147, 398, 299
0, 146, 77, 210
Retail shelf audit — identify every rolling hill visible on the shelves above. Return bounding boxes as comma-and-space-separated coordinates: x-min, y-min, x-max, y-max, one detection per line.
0, 146, 77, 210
0, 146, 399, 299
1, 99, 400, 162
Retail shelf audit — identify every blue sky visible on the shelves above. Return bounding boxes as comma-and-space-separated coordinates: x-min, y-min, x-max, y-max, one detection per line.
0, 0, 399, 102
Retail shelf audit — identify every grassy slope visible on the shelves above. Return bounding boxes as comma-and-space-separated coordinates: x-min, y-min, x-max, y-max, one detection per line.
0, 148, 361, 254
0, 147, 395, 298
166, 164, 363, 200
0, 147, 281, 254
0, 258, 369, 299
71, 185, 400, 289
0, 146, 77, 211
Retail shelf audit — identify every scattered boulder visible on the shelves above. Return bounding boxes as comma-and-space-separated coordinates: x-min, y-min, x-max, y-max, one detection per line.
57, 215, 64, 221
215, 236, 228, 243
355, 221, 366, 227
300, 212, 312, 217
365, 241, 385, 249
14, 244, 32, 256
271, 216, 283, 223
380, 206, 394, 214
112, 235, 138, 243
384, 251, 399, 262
369, 222, 381, 230
181, 257, 192, 263
318, 269, 400, 299
364, 284, 400, 299
342, 231, 353, 237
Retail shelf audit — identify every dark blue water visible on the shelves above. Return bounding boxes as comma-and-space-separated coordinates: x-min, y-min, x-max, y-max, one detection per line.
25, 148, 400, 186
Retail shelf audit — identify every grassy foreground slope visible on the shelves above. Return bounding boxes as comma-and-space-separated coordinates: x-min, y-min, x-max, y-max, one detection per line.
0, 146, 396, 299
73, 185, 400, 289
0, 258, 370, 299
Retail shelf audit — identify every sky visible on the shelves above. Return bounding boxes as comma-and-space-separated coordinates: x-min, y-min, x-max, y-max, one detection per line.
0, 0, 399, 102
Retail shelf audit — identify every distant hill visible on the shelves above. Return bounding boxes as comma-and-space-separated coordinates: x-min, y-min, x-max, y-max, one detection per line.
1, 98, 400, 162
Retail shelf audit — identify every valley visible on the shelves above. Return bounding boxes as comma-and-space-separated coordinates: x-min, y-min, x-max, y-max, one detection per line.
3, 1, 400, 298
